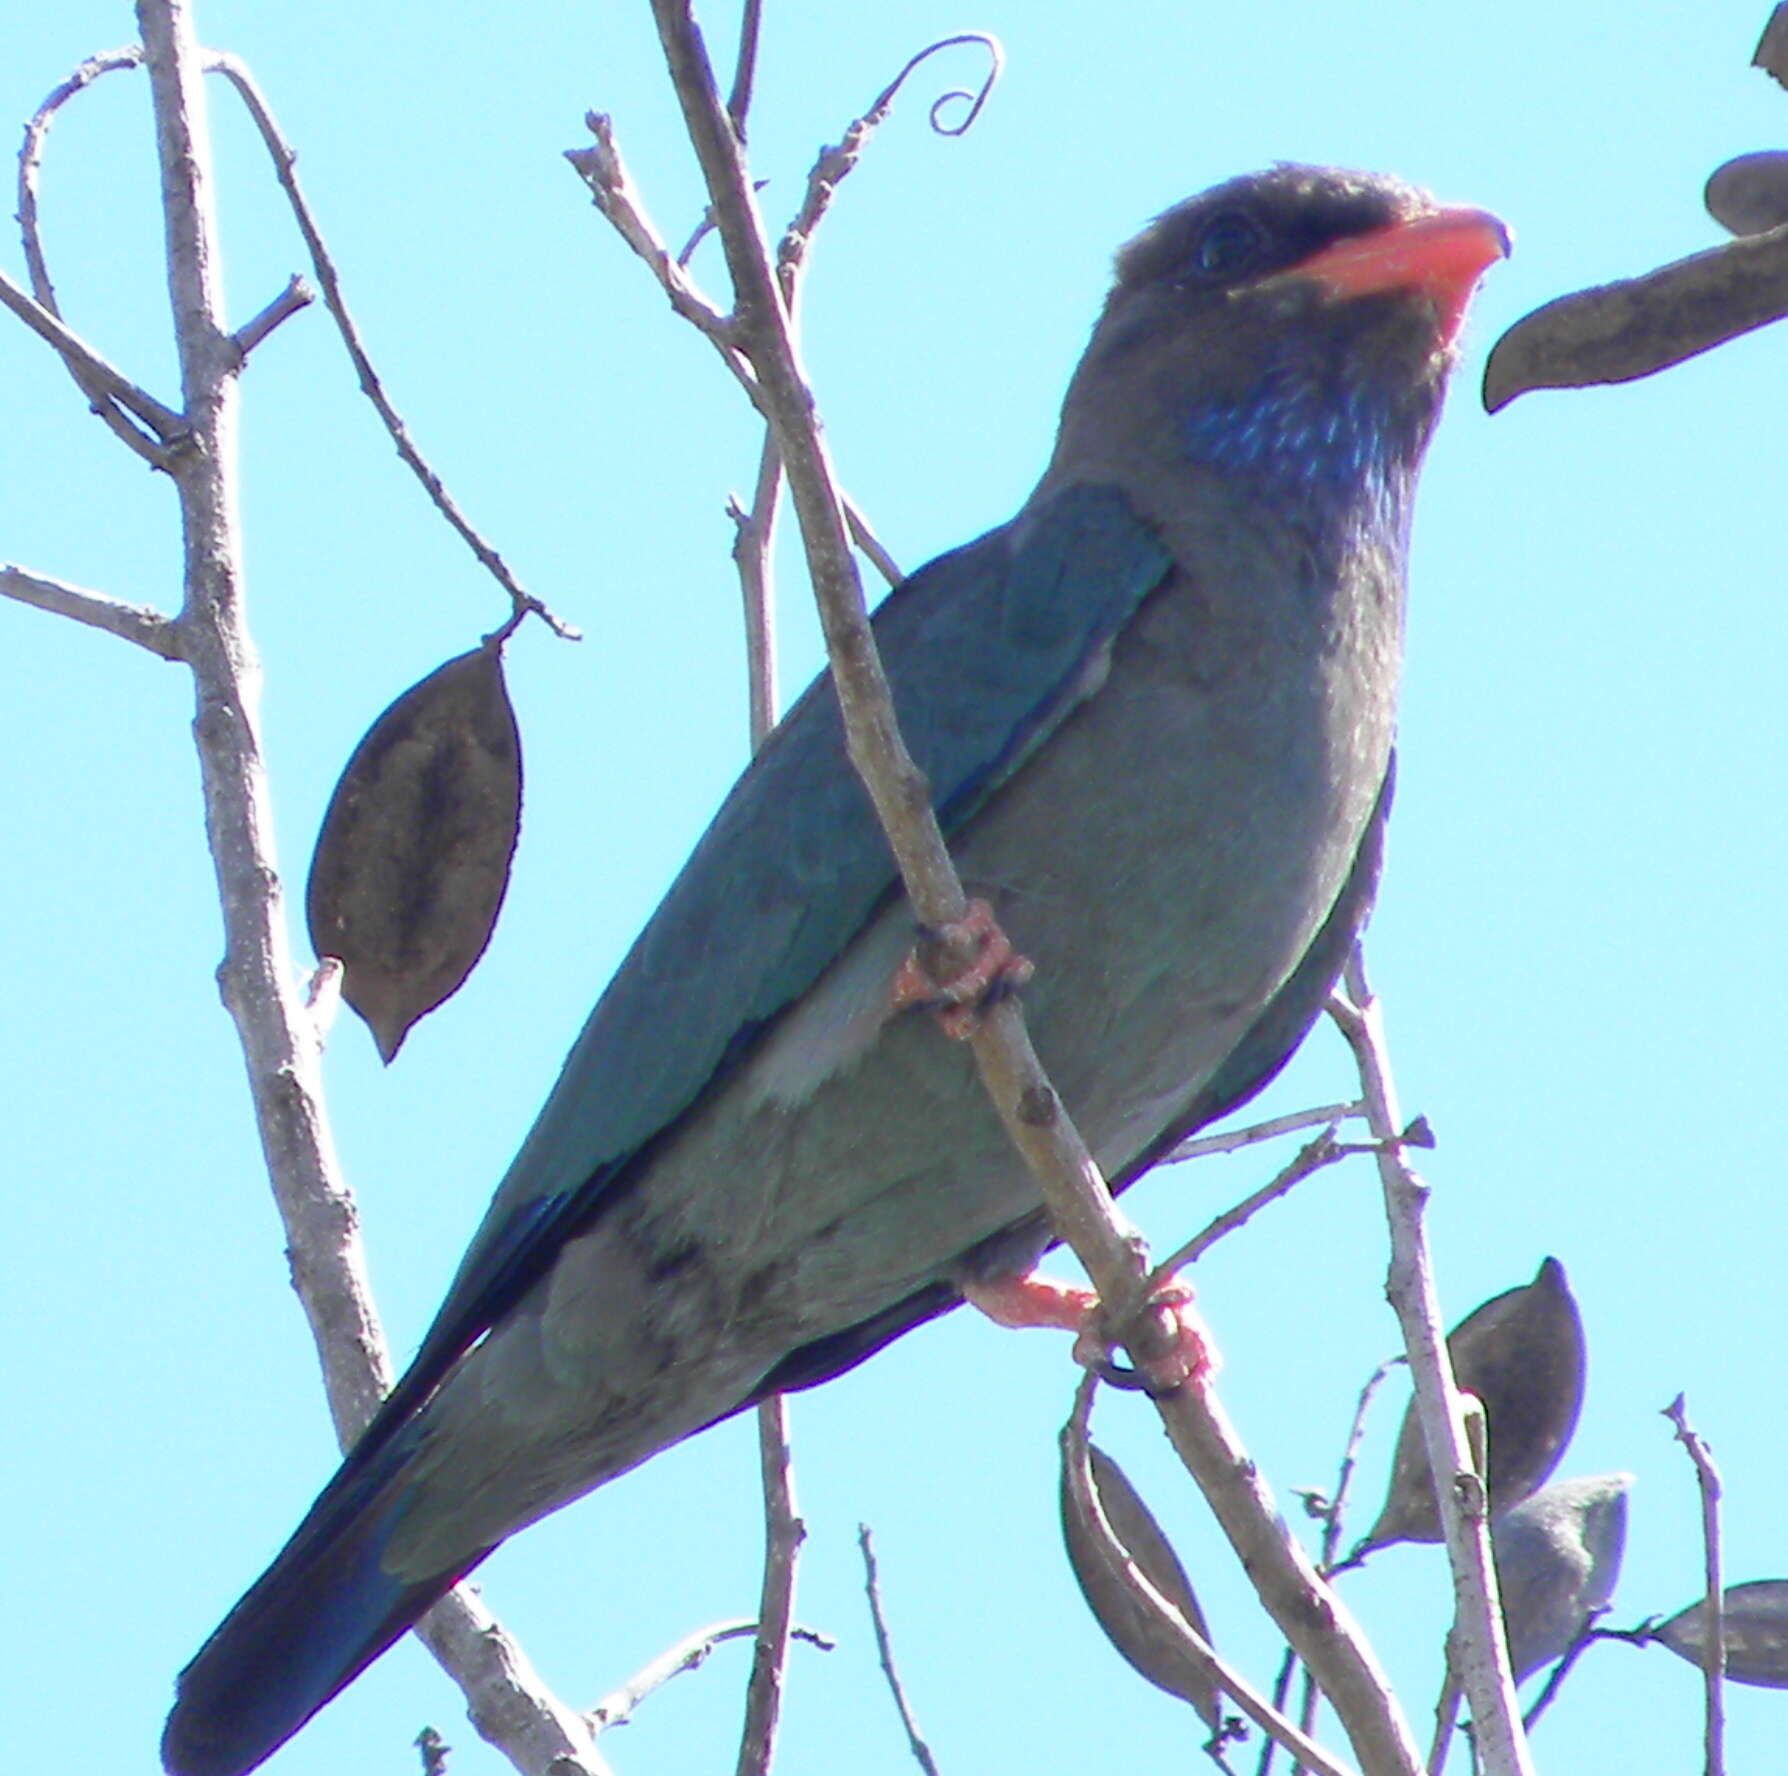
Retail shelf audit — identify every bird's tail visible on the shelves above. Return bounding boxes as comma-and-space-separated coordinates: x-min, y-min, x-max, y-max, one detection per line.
161, 1421, 488, 1776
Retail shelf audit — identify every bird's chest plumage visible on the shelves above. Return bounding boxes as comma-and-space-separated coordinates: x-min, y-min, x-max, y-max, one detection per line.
958, 521, 1401, 1167
575, 520, 1402, 1356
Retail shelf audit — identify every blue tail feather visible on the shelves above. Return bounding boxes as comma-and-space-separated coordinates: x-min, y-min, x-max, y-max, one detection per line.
161, 1426, 487, 1776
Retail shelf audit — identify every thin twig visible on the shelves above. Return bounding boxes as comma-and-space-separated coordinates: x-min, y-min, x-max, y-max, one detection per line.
567, 113, 758, 399
728, 386, 801, 1775
725, 0, 764, 139
777, 34, 1003, 291
588, 1619, 834, 1734
641, 10, 1424, 1772
844, 498, 903, 586
728, 448, 784, 745
1154, 1128, 1350, 1273
230, 273, 314, 360
0, 265, 179, 461
1519, 1621, 1601, 1732
1427, 1680, 1462, 1776
15, 45, 168, 458
859, 1526, 943, 1776
1167, 1101, 1366, 1164
1664, 1394, 1726, 1776
736, 1396, 805, 1776
1, 563, 183, 658
1064, 1377, 1360, 1776
1327, 950, 1532, 1776
18, 47, 145, 312
1320, 1359, 1401, 1577
202, 51, 578, 639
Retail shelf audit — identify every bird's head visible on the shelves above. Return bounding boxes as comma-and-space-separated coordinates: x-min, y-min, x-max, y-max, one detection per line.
1049, 165, 1508, 553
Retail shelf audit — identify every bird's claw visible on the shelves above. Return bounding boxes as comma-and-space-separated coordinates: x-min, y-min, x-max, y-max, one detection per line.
891, 898, 1035, 1039
1071, 1281, 1214, 1398
960, 1271, 1215, 1396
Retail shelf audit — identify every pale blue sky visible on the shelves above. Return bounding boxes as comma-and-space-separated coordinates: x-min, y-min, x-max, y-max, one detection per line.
5, 4, 1785, 1774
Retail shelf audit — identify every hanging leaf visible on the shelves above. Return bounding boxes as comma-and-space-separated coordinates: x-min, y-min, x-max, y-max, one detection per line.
1491, 1473, 1631, 1682
1656, 1579, 1788, 1689
1705, 152, 1788, 237
1360, 1257, 1585, 1552
307, 642, 522, 1061
1060, 1442, 1219, 1728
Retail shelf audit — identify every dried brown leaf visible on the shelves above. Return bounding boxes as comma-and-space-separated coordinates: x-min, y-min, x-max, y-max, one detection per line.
1706, 151, 1788, 237
1361, 1257, 1585, 1552
307, 643, 522, 1061
1060, 1442, 1219, 1727
1656, 1579, 1788, 1689
1483, 225, 1788, 411
1756, 2, 1788, 89
1491, 1473, 1630, 1682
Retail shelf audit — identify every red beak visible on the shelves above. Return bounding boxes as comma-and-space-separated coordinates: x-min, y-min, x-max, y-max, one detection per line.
1270, 205, 1511, 345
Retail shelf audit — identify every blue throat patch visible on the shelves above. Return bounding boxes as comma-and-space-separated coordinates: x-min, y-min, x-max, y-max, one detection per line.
1180, 359, 1420, 561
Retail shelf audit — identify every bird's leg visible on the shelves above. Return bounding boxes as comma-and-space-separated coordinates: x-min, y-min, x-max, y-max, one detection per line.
960, 1270, 1216, 1396
889, 898, 1036, 1038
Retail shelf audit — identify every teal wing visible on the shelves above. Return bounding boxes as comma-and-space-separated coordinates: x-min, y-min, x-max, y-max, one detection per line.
364, 482, 1173, 1444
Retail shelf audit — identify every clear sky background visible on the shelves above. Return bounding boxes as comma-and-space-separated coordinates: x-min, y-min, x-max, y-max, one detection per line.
5, 4, 1785, 1774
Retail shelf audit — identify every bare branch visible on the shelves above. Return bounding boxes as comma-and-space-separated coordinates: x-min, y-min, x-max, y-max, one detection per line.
0, 264, 179, 461
1312, 1357, 1403, 1580
1156, 1128, 1351, 1273
412, 1596, 616, 1776
844, 496, 903, 587
14, 45, 170, 458
1664, 1395, 1726, 1776
777, 34, 1003, 292
589, 1619, 832, 1737
131, 6, 605, 1768
735, 1395, 805, 1776
1167, 1101, 1365, 1164
567, 112, 759, 402
18, 47, 146, 314
230, 272, 314, 360
1, 563, 183, 657
1327, 951, 1533, 1776
202, 50, 578, 640
859, 1526, 943, 1776
725, 0, 764, 139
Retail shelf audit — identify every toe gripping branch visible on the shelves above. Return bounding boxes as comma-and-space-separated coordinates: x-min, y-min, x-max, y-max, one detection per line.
890, 898, 1036, 1039
961, 1269, 1216, 1397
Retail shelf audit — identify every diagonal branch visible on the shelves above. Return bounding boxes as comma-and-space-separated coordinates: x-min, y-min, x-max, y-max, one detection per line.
202, 50, 579, 640
0, 263, 180, 461
1, 563, 183, 657
1327, 951, 1532, 1776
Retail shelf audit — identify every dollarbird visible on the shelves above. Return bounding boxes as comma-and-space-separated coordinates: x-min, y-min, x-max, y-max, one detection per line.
163, 163, 1506, 1776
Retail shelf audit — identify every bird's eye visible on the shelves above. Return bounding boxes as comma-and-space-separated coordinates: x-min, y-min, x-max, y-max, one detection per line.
1192, 210, 1262, 280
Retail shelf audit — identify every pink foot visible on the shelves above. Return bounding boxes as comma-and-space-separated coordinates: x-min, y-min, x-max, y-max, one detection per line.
890, 898, 1035, 1039
960, 1270, 1216, 1396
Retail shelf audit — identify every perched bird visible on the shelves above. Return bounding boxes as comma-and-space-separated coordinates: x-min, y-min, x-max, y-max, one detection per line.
163, 164, 1506, 1776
